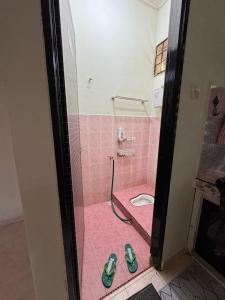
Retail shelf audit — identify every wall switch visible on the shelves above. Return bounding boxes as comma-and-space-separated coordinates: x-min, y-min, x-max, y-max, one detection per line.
191, 84, 200, 100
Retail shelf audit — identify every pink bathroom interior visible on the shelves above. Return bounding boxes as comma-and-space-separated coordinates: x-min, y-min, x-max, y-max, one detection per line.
77, 115, 161, 300
65, 0, 171, 299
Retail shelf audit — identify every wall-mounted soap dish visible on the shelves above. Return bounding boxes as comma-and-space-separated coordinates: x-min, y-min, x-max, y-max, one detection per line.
117, 149, 135, 157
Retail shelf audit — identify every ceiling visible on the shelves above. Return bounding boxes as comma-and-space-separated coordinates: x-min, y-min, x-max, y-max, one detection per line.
141, 0, 168, 9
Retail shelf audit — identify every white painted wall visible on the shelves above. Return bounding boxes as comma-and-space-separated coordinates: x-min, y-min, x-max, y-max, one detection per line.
1, 0, 69, 299
70, 0, 157, 116
162, 0, 225, 262
0, 102, 23, 224
60, 0, 79, 115
70, 0, 171, 116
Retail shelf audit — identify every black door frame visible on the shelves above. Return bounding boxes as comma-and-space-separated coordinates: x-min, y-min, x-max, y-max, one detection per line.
40, 1, 80, 299
151, 0, 191, 268
40, 0, 191, 298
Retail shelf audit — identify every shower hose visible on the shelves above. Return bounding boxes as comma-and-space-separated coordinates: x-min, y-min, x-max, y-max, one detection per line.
110, 158, 131, 224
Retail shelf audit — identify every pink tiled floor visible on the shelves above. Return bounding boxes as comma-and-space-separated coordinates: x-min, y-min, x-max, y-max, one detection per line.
82, 202, 151, 300
114, 184, 154, 242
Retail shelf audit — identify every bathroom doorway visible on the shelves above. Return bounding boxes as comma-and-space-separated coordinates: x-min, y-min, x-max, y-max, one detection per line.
41, 0, 190, 299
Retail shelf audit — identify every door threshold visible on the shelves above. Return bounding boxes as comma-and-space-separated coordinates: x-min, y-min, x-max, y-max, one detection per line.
103, 252, 193, 299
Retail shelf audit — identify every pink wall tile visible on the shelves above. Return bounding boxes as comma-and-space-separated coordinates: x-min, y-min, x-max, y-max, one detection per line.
79, 114, 160, 206
147, 117, 161, 189
67, 114, 84, 286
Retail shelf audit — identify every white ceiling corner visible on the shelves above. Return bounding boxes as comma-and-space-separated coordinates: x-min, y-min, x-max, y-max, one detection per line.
140, 0, 158, 9
157, 0, 169, 9
140, 0, 169, 9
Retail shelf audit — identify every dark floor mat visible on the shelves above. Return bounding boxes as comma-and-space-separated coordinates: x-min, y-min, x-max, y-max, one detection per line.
128, 284, 161, 299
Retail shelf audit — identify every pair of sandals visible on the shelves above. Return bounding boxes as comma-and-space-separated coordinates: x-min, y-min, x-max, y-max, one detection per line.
102, 243, 138, 288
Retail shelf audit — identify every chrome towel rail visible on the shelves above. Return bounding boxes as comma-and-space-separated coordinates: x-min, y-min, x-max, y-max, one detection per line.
111, 95, 149, 104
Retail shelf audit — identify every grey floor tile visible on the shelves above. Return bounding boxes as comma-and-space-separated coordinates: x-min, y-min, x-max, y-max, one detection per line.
160, 284, 172, 297
204, 289, 218, 300
170, 277, 181, 289
170, 285, 189, 300
179, 279, 196, 300
160, 292, 173, 300
159, 263, 225, 300
212, 282, 225, 297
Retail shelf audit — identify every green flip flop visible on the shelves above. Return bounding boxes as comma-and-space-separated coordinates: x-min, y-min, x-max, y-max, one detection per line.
125, 243, 138, 273
101, 253, 117, 288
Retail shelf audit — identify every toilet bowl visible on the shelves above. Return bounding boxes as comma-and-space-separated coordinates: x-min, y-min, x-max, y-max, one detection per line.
130, 194, 154, 206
